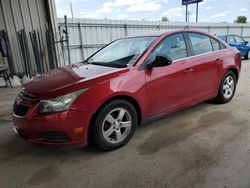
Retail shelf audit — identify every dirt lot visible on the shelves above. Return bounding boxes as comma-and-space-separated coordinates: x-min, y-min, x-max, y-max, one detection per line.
0, 60, 250, 188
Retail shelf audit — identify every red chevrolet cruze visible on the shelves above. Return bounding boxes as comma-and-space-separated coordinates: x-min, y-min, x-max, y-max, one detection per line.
13, 30, 241, 151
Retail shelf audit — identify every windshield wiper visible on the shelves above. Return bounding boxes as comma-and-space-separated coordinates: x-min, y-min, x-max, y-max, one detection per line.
90, 62, 126, 68
82, 60, 89, 64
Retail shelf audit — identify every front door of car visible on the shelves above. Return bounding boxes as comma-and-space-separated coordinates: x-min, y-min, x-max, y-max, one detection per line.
234, 35, 250, 57
227, 35, 244, 54
144, 33, 195, 117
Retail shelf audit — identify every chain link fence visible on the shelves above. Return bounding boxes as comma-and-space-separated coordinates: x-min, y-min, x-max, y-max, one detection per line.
58, 18, 250, 66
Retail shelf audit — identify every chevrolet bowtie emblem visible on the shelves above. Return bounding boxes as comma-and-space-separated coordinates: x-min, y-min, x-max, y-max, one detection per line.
16, 96, 22, 105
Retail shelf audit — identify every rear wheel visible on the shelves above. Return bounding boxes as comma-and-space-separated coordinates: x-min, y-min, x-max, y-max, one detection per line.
214, 71, 237, 104
92, 99, 137, 151
244, 54, 249, 60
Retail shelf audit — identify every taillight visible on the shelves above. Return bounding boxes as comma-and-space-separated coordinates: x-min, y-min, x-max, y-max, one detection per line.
234, 51, 241, 71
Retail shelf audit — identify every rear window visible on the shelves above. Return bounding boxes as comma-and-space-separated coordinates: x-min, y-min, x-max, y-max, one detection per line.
189, 33, 213, 55
220, 43, 226, 49
210, 38, 220, 51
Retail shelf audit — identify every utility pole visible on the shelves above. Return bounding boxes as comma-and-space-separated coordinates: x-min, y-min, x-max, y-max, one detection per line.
182, 0, 203, 23
196, 2, 199, 22
70, 2, 74, 19
185, 4, 188, 22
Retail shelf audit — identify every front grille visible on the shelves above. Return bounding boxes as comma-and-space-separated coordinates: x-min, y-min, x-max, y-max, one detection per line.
21, 91, 36, 101
13, 91, 36, 117
40, 132, 71, 142
13, 101, 30, 116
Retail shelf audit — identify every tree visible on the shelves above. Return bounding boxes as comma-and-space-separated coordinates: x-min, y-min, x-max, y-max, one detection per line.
234, 16, 247, 23
162, 17, 169, 22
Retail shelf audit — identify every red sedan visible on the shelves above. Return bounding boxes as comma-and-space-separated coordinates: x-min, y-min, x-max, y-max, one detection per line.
12, 30, 241, 151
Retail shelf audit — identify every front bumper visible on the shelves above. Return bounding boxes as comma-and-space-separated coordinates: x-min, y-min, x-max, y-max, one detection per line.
12, 109, 91, 147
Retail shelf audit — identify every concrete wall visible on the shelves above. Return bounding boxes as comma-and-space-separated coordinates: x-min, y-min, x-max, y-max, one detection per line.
58, 18, 250, 65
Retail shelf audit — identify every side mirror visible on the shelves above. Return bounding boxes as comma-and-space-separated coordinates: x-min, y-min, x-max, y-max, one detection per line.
245, 41, 249, 45
147, 55, 172, 69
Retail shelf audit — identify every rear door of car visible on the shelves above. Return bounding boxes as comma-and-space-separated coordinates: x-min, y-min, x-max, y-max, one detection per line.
144, 33, 195, 116
227, 35, 236, 45
186, 32, 224, 99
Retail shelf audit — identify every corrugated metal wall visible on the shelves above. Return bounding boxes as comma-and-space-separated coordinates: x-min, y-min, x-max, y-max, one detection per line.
0, 0, 58, 75
58, 18, 250, 65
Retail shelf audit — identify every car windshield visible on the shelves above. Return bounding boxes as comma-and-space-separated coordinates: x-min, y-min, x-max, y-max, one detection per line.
86, 37, 157, 68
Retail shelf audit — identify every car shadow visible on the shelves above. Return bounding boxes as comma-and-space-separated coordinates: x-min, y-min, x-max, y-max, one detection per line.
139, 101, 211, 129
0, 101, 214, 162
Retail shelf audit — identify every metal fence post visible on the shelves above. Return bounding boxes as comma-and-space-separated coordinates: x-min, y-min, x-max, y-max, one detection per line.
157, 25, 160, 31
241, 25, 244, 37
124, 24, 128, 36
78, 22, 84, 60
65, 15, 71, 65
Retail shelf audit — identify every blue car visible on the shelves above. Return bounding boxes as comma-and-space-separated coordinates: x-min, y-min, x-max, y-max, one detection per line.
218, 34, 250, 59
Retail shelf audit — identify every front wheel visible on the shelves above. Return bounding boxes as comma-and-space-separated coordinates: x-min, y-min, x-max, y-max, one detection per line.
91, 99, 138, 151
214, 71, 237, 104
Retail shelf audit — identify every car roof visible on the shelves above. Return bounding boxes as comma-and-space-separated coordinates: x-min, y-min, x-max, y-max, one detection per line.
124, 29, 218, 38
124, 31, 168, 38
122, 29, 230, 48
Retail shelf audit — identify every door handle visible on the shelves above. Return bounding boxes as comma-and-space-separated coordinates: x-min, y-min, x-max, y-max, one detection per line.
215, 58, 222, 63
183, 67, 193, 73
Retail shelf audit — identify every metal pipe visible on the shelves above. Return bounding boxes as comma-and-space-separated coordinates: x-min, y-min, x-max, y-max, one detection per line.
49, 25, 58, 68
30, 30, 42, 74
45, 27, 54, 70
22, 29, 32, 77
37, 30, 45, 73
35, 0, 49, 72
18, 30, 28, 76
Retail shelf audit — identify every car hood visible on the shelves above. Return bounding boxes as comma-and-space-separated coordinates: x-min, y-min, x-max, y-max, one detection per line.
24, 63, 126, 99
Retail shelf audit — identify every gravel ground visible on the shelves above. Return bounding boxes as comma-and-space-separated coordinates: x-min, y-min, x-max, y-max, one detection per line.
0, 60, 250, 188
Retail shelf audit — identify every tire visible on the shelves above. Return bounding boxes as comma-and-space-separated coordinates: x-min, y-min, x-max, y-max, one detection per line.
244, 51, 249, 60
91, 99, 138, 151
244, 54, 249, 60
214, 71, 237, 104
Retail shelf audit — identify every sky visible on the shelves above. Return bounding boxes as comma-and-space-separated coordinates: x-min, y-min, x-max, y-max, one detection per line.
55, 0, 250, 22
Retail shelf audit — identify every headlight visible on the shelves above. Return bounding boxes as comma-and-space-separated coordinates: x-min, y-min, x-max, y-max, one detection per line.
38, 89, 88, 114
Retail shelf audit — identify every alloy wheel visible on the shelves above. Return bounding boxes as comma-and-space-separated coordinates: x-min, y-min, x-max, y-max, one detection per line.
102, 108, 132, 144
222, 75, 235, 99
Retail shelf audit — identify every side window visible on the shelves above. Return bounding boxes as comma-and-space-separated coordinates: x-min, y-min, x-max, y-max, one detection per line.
210, 38, 220, 51
234, 36, 245, 43
227, 35, 235, 43
220, 43, 226, 50
151, 33, 188, 61
189, 33, 213, 55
